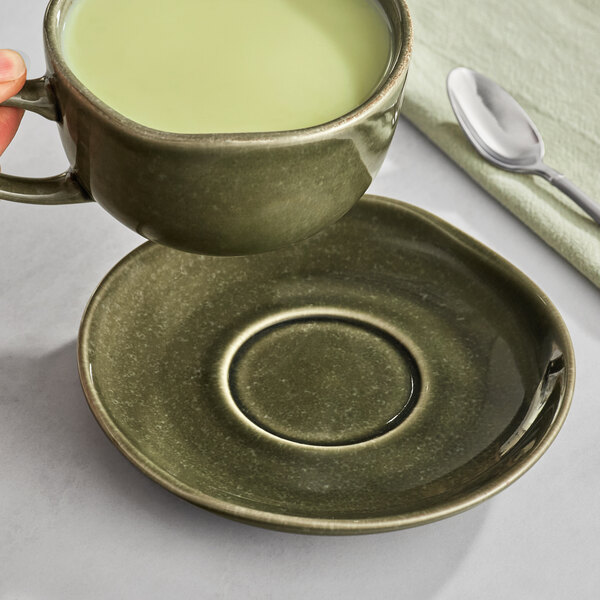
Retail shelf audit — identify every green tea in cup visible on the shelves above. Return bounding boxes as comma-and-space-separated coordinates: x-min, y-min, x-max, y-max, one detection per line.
62, 0, 392, 133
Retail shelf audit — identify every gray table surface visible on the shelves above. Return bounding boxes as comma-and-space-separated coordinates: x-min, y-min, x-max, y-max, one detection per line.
2, 2, 599, 598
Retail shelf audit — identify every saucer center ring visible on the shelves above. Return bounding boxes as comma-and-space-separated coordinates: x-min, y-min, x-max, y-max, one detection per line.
226, 311, 420, 446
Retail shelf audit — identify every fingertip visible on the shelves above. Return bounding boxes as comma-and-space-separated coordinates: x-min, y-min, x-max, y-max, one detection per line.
0, 49, 27, 82
0, 50, 27, 103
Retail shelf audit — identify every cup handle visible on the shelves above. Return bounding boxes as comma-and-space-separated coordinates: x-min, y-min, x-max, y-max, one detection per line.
0, 76, 91, 205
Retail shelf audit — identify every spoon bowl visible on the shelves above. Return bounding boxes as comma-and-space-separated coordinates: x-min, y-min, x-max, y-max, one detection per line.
447, 67, 544, 172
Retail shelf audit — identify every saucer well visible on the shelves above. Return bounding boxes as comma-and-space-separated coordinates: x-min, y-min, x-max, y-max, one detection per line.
78, 195, 574, 534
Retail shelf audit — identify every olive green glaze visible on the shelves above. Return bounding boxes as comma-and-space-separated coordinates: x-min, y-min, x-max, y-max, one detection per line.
78, 196, 575, 534
0, 0, 411, 255
229, 316, 420, 446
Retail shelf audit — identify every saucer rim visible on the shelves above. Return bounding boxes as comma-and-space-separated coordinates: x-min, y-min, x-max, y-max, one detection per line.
77, 195, 575, 534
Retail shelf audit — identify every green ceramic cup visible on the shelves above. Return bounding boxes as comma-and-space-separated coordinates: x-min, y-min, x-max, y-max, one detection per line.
0, 0, 412, 255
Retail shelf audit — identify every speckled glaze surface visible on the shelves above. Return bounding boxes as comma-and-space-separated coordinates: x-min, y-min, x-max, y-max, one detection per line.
0, 0, 411, 255
78, 196, 575, 534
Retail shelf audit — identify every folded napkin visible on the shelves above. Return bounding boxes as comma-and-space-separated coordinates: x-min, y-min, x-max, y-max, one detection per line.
401, 0, 600, 287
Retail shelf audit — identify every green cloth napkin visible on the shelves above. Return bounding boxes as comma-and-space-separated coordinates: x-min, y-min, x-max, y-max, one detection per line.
401, 0, 600, 287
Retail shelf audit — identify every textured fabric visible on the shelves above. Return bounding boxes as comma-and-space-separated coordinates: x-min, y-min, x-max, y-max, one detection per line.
401, 0, 600, 286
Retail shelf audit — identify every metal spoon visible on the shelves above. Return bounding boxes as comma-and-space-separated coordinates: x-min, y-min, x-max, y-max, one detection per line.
447, 66, 600, 224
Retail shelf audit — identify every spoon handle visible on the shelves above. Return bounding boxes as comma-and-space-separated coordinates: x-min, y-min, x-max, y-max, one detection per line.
540, 165, 600, 225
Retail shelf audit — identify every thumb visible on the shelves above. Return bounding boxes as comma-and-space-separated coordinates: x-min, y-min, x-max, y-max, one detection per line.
0, 49, 27, 158
0, 49, 27, 103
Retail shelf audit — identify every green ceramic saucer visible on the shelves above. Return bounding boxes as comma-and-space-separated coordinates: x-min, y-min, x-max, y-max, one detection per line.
78, 195, 575, 534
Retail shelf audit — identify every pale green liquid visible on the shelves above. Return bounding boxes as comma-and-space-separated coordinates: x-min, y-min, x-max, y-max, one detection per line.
62, 0, 392, 133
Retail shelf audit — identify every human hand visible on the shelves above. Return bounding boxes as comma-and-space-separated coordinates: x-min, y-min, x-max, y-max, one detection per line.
0, 49, 27, 158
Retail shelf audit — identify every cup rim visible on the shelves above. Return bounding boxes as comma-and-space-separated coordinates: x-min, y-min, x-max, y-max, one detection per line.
44, 0, 412, 143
